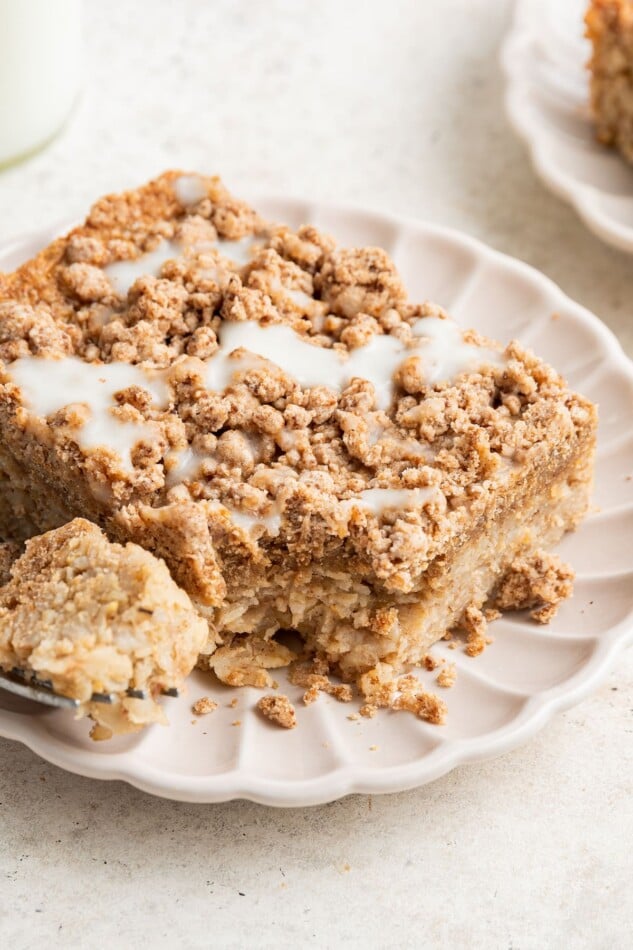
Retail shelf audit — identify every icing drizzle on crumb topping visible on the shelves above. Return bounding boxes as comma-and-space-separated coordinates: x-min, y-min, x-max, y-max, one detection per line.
6, 315, 502, 477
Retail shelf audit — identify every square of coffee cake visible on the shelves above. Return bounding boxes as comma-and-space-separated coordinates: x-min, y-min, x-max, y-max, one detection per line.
586, 0, 633, 163
0, 172, 597, 687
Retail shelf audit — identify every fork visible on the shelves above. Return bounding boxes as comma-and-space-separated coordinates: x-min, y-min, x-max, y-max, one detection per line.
0, 667, 179, 709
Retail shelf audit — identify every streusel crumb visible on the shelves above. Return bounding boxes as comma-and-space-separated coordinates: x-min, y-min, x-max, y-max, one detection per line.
257, 694, 297, 729
303, 684, 321, 705
358, 662, 396, 708
289, 662, 353, 703
358, 666, 447, 723
492, 550, 574, 623
436, 664, 457, 688
192, 697, 218, 716
392, 690, 447, 725
460, 604, 490, 657
484, 607, 502, 623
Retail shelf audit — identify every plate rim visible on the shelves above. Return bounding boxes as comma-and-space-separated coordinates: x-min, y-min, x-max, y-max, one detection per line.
500, 0, 633, 254
0, 197, 632, 806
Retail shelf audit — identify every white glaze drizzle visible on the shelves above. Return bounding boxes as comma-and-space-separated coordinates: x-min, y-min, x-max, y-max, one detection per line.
165, 432, 263, 489
409, 316, 500, 384
215, 485, 437, 540
285, 287, 315, 309
164, 446, 209, 487
223, 485, 438, 539
365, 420, 431, 459
202, 316, 501, 410
8, 356, 169, 470
7, 317, 501, 478
267, 277, 318, 313
339, 486, 438, 516
104, 234, 257, 297
105, 241, 182, 296
227, 503, 282, 538
173, 174, 208, 206
216, 236, 258, 267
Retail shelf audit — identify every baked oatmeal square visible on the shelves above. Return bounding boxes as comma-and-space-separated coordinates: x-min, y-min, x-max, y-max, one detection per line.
0, 171, 597, 691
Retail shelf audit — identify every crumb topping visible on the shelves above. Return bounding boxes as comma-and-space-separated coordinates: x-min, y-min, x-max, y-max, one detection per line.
0, 171, 596, 594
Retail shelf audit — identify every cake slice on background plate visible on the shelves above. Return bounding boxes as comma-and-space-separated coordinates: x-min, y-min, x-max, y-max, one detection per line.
586, 0, 633, 163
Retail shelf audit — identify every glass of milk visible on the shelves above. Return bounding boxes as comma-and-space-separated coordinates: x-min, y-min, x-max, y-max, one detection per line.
0, 0, 82, 168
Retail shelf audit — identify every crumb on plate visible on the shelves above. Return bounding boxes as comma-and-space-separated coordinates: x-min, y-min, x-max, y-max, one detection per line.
257, 694, 297, 729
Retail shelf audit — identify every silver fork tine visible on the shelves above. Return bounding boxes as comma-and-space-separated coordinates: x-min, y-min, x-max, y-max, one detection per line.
126, 688, 147, 699
0, 670, 79, 709
0, 668, 180, 708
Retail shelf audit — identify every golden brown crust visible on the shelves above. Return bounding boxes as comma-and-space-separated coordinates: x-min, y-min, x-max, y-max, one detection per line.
0, 173, 595, 578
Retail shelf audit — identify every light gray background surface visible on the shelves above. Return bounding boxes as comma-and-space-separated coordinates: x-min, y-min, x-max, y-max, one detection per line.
0, 2, 631, 947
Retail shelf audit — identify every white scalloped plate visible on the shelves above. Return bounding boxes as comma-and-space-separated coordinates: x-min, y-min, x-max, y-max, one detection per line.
501, 0, 633, 253
0, 197, 632, 806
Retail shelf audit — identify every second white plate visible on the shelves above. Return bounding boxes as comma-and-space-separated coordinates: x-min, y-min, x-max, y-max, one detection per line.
501, 0, 633, 253
0, 196, 632, 805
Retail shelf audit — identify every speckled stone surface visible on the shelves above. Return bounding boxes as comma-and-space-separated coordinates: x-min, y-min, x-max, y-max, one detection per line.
0, 1, 631, 947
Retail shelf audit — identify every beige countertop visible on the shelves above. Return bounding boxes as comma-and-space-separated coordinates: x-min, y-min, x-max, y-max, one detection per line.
0, 1, 631, 947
